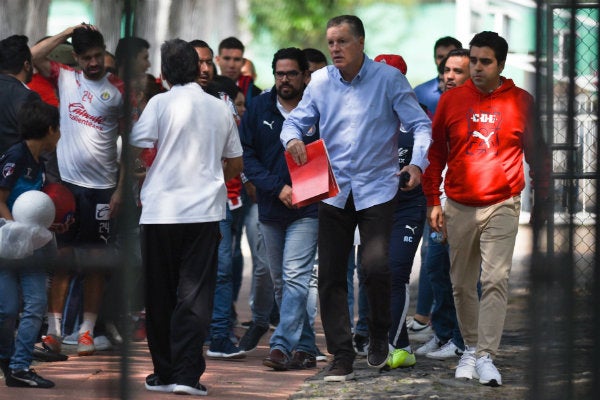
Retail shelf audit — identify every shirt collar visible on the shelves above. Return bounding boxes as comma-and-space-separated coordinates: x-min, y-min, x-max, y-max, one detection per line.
334, 53, 370, 84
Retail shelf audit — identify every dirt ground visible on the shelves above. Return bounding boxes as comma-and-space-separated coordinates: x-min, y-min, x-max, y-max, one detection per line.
289, 225, 594, 400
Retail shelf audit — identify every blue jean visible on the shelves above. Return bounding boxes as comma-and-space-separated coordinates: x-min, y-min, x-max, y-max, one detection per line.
210, 205, 234, 338
247, 204, 273, 327
416, 223, 434, 316
347, 246, 368, 337
230, 203, 245, 304
0, 241, 54, 371
307, 262, 318, 329
261, 218, 318, 355
424, 236, 464, 350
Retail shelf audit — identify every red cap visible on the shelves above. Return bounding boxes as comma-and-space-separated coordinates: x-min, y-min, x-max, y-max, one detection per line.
374, 54, 408, 75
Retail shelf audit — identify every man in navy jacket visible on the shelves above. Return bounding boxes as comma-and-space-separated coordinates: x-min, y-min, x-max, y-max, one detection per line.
239, 47, 320, 371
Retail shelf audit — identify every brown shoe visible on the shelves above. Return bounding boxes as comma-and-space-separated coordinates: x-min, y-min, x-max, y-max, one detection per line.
288, 351, 317, 370
262, 348, 289, 371
324, 358, 355, 382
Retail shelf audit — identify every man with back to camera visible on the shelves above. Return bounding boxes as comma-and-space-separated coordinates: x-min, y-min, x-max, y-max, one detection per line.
422, 31, 549, 387
281, 15, 432, 381
130, 38, 243, 396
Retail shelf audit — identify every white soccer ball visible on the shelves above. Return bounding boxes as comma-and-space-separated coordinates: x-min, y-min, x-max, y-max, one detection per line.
12, 190, 56, 228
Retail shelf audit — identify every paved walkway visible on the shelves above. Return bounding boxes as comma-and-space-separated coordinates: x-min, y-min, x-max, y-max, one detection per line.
1, 226, 534, 399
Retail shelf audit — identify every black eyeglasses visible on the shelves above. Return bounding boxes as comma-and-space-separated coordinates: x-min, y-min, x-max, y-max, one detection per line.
275, 70, 301, 80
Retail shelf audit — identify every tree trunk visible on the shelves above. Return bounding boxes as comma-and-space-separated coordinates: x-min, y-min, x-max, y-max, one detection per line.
0, 0, 49, 45
92, 0, 124, 53
25, 0, 50, 43
167, 0, 239, 45
0, 0, 28, 39
133, 0, 164, 77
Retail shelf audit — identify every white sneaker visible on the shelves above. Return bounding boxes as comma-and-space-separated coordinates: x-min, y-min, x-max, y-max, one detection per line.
474, 354, 502, 386
455, 346, 476, 380
407, 318, 434, 342
426, 340, 463, 360
93, 335, 113, 351
173, 382, 208, 396
415, 335, 440, 356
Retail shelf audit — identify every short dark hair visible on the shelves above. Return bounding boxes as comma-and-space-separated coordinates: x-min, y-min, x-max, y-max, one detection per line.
469, 31, 509, 65
160, 39, 199, 86
18, 100, 59, 140
438, 48, 469, 75
302, 48, 327, 65
206, 75, 240, 100
272, 47, 308, 74
218, 37, 244, 54
434, 36, 462, 54
189, 39, 214, 57
72, 27, 105, 54
0, 35, 31, 74
115, 36, 150, 70
327, 15, 365, 39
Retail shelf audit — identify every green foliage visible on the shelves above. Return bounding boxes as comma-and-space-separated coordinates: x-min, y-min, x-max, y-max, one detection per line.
248, 0, 416, 55
249, 0, 374, 54
249, 0, 349, 53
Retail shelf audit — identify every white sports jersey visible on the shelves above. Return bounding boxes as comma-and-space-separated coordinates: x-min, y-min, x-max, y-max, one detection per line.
49, 61, 123, 189
130, 82, 243, 224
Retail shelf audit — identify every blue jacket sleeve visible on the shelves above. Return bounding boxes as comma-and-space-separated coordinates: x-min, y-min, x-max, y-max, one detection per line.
239, 96, 288, 199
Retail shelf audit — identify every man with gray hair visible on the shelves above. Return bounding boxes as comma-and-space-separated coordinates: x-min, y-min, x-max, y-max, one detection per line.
130, 39, 243, 396
282, 15, 432, 381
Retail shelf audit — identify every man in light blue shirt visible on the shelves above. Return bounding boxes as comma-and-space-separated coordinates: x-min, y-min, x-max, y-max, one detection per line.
281, 14, 431, 382
413, 36, 462, 115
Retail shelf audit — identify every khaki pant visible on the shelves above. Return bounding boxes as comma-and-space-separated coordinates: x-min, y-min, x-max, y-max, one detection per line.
445, 196, 520, 358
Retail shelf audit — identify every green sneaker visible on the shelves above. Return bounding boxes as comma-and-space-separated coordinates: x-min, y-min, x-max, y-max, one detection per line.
386, 348, 416, 369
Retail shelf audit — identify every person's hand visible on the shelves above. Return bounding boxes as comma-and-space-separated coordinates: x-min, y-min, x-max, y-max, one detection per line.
244, 182, 257, 203
286, 139, 307, 166
529, 196, 550, 227
278, 185, 294, 209
50, 215, 75, 234
397, 164, 422, 191
427, 205, 444, 232
109, 188, 123, 218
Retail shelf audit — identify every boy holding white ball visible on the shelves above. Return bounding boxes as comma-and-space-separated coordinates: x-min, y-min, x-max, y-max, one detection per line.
0, 100, 61, 388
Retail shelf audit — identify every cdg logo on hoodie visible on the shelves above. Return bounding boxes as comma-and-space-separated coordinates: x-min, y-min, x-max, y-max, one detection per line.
466, 110, 501, 156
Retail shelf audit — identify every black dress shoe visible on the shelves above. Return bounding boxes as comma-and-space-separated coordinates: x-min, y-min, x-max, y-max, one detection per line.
288, 351, 317, 370
33, 345, 68, 362
262, 348, 289, 371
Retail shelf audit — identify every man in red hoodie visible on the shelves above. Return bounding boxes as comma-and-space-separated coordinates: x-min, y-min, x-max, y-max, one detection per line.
422, 31, 549, 388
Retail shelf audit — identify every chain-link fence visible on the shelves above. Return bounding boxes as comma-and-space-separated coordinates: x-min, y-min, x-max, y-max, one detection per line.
530, 2, 599, 399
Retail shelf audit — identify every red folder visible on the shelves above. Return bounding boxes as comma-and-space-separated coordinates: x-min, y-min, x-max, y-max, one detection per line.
284, 138, 339, 207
